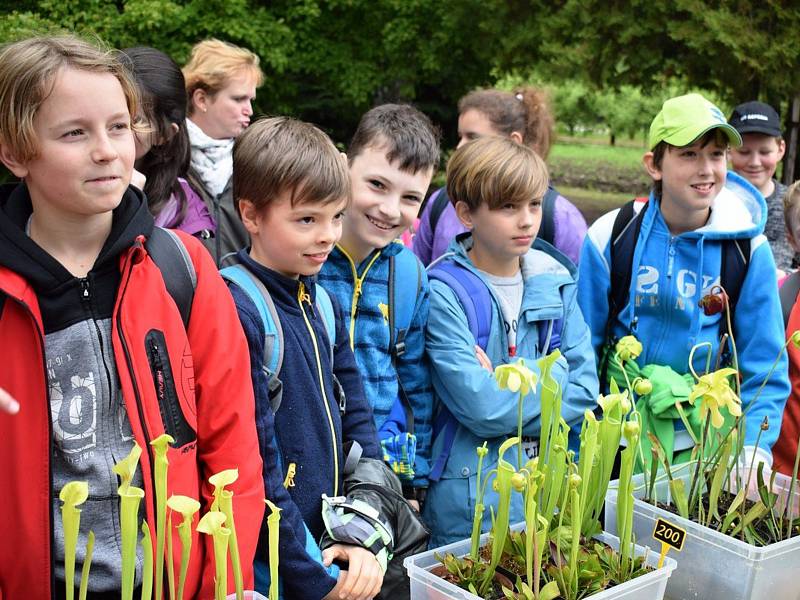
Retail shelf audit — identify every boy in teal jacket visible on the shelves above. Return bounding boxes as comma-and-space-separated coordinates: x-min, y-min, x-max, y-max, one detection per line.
422, 136, 598, 547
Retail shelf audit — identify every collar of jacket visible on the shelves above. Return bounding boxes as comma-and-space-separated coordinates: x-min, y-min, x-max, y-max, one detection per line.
234, 248, 321, 314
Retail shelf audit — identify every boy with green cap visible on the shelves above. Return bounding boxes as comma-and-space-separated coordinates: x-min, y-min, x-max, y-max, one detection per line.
578, 93, 789, 473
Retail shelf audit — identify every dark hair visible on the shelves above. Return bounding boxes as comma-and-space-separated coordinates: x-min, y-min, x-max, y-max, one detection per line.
347, 103, 440, 174
458, 87, 555, 159
233, 116, 350, 215
650, 129, 729, 198
120, 47, 191, 221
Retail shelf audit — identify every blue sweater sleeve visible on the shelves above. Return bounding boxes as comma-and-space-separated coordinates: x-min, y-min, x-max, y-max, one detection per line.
230, 284, 337, 600
395, 271, 433, 487
412, 193, 436, 266
735, 240, 790, 451
425, 280, 570, 439
330, 295, 382, 459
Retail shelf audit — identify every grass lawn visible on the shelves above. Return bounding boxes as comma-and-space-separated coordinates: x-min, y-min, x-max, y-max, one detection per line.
550, 140, 646, 170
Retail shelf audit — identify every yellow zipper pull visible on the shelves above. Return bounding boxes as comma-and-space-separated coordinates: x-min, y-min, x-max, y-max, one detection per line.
297, 282, 311, 306
283, 462, 296, 488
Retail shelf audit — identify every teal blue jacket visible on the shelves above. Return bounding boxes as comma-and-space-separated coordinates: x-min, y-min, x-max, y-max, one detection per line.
422, 234, 598, 547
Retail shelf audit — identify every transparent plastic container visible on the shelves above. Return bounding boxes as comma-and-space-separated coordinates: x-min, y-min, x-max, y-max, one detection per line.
404, 527, 675, 600
605, 470, 800, 600
226, 593, 267, 600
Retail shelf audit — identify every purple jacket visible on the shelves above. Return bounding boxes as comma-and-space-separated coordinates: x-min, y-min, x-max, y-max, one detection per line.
413, 187, 588, 266
154, 178, 216, 236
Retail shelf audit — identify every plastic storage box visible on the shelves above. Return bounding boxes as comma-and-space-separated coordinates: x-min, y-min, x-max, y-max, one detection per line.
404, 528, 675, 600
605, 470, 800, 600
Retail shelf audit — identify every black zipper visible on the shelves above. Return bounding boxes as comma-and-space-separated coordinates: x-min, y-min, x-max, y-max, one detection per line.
80, 276, 115, 409
146, 330, 195, 448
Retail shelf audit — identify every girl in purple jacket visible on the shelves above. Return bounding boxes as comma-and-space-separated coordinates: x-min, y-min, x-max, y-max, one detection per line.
413, 86, 587, 265
121, 47, 215, 237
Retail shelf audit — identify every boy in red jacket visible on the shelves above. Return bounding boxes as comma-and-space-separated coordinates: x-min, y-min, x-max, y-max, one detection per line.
0, 35, 264, 599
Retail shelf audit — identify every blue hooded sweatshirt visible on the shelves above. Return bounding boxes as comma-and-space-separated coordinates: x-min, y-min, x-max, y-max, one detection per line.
319, 241, 433, 488
422, 234, 599, 547
229, 250, 381, 600
578, 171, 789, 464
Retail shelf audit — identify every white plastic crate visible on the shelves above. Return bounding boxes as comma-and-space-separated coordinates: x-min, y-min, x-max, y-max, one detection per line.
404, 527, 675, 600
605, 470, 800, 600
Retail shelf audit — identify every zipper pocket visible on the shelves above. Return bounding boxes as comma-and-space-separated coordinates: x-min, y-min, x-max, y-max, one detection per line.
146, 329, 196, 448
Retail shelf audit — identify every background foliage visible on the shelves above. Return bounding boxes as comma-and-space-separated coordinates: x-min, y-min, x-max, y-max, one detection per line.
0, 0, 798, 154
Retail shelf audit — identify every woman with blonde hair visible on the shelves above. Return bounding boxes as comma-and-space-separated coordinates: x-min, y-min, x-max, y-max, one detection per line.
183, 38, 264, 264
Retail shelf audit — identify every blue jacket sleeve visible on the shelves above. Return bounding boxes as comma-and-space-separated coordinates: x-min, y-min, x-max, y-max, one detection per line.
555, 280, 601, 429
578, 231, 612, 363
425, 280, 570, 439
330, 295, 382, 459
735, 239, 790, 451
230, 284, 337, 600
395, 270, 433, 487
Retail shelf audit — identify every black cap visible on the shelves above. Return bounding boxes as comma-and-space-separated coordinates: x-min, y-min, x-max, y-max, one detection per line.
729, 101, 782, 137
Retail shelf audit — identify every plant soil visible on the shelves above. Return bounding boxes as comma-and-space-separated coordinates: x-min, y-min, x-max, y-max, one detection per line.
652, 490, 800, 546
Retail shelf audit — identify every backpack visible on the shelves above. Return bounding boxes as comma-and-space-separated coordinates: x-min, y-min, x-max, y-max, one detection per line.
780, 270, 800, 329
426, 256, 563, 481
428, 185, 559, 247
602, 198, 751, 385
219, 261, 337, 414
146, 227, 197, 329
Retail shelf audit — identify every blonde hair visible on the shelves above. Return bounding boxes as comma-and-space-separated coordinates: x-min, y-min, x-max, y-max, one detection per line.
458, 86, 555, 159
233, 116, 350, 215
0, 35, 139, 162
784, 181, 800, 242
183, 39, 264, 115
446, 136, 549, 212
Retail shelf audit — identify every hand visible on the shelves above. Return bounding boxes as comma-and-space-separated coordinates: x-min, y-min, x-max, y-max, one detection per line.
475, 345, 493, 373
407, 498, 420, 512
130, 168, 146, 190
0, 387, 19, 415
322, 544, 383, 600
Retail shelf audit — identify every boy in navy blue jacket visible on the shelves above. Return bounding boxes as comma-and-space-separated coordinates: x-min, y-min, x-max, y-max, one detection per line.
227, 116, 383, 600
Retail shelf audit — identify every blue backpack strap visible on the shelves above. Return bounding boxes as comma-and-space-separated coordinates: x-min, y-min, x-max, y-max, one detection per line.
220, 264, 283, 378
314, 284, 336, 362
427, 259, 494, 481
427, 260, 492, 350
537, 318, 563, 355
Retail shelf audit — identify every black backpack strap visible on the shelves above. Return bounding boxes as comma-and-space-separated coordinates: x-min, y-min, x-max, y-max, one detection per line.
609, 200, 648, 324
146, 227, 196, 329
780, 270, 800, 328
0, 292, 5, 320
720, 238, 751, 311
428, 188, 451, 233
537, 186, 558, 246
599, 199, 648, 388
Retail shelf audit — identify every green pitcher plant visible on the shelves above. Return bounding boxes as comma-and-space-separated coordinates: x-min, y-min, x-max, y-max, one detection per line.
209, 469, 244, 600
196, 511, 231, 600
60, 481, 90, 600
166, 495, 201, 600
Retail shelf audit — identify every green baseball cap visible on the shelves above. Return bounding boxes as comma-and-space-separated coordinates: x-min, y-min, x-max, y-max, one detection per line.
648, 93, 742, 150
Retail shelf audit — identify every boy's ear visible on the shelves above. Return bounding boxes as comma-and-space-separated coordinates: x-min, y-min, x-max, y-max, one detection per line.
777, 138, 787, 161
454, 200, 474, 229
642, 152, 662, 181
509, 131, 524, 146
238, 199, 261, 234
0, 143, 28, 178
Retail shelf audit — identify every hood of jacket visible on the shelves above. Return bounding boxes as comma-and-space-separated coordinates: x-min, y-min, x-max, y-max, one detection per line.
0, 182, 154, 289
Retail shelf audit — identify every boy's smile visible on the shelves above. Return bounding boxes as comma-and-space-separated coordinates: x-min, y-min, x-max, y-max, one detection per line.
242, 191, 347, 279
730, 133, 786, 196
340, 144, 432, 261
644, 138, 727, 234
1, 68, 135, 222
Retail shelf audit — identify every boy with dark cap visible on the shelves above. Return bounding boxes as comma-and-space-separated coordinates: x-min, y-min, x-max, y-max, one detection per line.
729, 101, 792, 270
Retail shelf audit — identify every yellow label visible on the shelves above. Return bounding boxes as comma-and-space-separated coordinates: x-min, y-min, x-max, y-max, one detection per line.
653, 517, 687, 551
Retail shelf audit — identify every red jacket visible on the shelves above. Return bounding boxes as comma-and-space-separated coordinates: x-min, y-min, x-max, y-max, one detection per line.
773, 298, 800, 475
0, 231, 264, 599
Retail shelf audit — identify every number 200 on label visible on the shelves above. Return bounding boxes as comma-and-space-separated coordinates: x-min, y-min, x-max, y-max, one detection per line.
653, 518, 687, 551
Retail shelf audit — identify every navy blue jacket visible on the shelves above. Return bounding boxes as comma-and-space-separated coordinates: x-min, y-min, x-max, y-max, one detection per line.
230, 250, 380, 599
